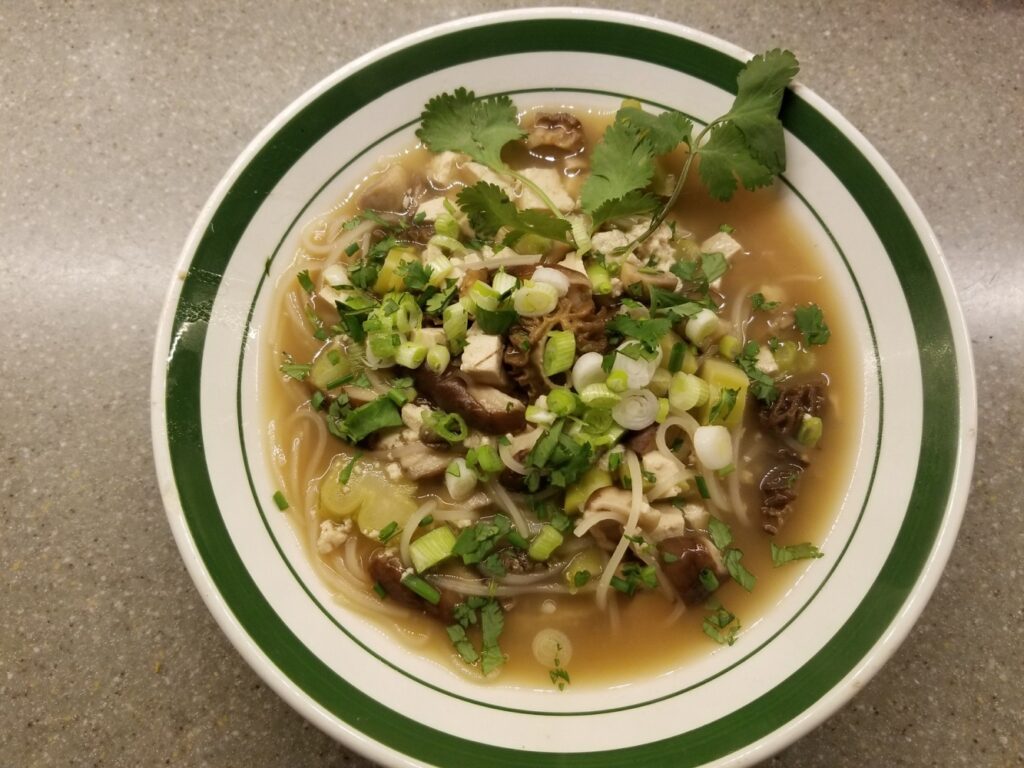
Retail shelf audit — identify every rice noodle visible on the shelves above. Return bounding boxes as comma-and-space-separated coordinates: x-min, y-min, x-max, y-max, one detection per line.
464, 251, 544, 269
661, 599, 687, 626
727, 425, 751, 526
485, 478, 531, 537
430, 575, 573, 598
572, 510, 628, 538
399, 500, 439, 568
497, 426, 544, 475
655, 416, 698, 476
595, 450, 643, 611
702, 467, 731, 514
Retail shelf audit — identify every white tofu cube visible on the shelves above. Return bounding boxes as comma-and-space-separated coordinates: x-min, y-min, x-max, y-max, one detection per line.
518, 167, 575, 212
427, 151, 467, 187
700, 231, 743, 260
756, 345, 779, 375
415, 196, 450, 222
459, 333, 507, 387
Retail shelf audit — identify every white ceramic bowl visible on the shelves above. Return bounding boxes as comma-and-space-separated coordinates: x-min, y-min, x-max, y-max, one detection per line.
151, 8, 976, 767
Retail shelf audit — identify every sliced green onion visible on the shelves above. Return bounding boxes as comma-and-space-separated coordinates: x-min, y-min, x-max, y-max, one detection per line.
528, 525, 564, 561
272, 491, 289, 511
367, 331, 399, 361
475, 444, 503, 474
401, 573, 441, 605
656, 397, 670, 423
695, 475, 710, 499
648, 367, 672, 396
512, 233, 551, 255
668, 341, 685, 373
395, 341, 427, 369
514, 281, 559, 316
569, 214, 592, 257
546, 388, 578, 417
606, 369, 629, 393
718, 334, 742, 361
378, 521, 399, 542
443, 302, 468, 345
410, 526, 457, 573
543, 330, 576, 376
694, 425, 733, 471
668, 372, 710, 413
586, 262, 612, 295
425, 345, 451, 374
525, 404, 557, 426
428, 233, 465, 254
797, 415, 823, 447
571, 351, 606, 392
434, 212, 460, 239
698, 568, 720, 592
685, 308, 720, 347
469, 279, 501, 311
491, 270, 518, 296
611, 389, 659, 430
431, 411, 468, 444
579, 382, 621, 409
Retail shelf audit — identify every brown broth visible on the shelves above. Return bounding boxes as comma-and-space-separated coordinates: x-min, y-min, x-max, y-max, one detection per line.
261, 106, 860, 689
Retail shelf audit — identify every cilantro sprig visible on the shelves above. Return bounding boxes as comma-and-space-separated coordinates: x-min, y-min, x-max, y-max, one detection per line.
416, 88, 566, 219
582, 50, 799, 248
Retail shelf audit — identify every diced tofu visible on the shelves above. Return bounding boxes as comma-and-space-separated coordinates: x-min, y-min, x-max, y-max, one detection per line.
630, 220, 676, 265
316, 519, 353, 554
518, 167, 575, 212
591, 228, 630, 255
413, 327, 447, 348
415, 196, 450, 222
647, 508, 689, 543
682, 503, 710, 531
642, 452, 689, 500
459, 334, 507, 387
755, 345, 779, 375
401, 403, 428, 432
464, 162, 517, 197
557, 251, 587, 275
427, 151, 467, 187
700, 231, 743, 260
319, 264, 350, 305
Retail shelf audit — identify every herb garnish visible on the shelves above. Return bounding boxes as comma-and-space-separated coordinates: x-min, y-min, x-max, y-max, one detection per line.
794, 303, 831, 346
770, 541, 825, 566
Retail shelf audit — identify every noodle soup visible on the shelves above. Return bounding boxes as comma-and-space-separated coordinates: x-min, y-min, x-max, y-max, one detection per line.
262, 75, 858, 687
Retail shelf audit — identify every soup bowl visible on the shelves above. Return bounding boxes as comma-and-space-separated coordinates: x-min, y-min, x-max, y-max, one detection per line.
151, 8, 976, 766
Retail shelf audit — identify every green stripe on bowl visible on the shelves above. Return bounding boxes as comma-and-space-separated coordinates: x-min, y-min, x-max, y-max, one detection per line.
163, 17, 960, 766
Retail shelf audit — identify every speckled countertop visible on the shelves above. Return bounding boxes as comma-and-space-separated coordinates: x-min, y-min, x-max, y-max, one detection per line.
2, 1, 1021, 766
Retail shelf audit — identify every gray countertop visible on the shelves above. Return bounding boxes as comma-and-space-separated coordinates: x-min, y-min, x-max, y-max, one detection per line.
2, 1, 1021, 766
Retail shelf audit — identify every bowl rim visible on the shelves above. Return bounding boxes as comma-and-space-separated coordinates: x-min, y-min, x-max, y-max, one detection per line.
151, 7, 977, 767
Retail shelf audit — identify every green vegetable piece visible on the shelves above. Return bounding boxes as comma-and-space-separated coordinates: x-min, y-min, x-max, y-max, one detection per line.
272, 491, 289, 511
528, 524, 564, 561
457, 182, 571, 243
416, 88, 524, 171
794, 303, 831, 346
770, 541, 825, 566
479, 599, 506, 675
410, 526, 458, 573
696, 358, 749, 427
724, 549, 756, 592
309, 346, 352, 390
543, 330, 576, 376
401, 573, 441, 605
797, 415, 823, 447
341, 397, 404, 443
564, 466, 613, 514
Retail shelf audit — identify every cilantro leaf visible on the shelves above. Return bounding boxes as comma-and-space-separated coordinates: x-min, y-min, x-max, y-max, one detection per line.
615, 107, 693, 155
398, 260, 433, 292
771, 541, 825, 567
457, 182, 571, 242
339, 397, 403, 443
590, 189, 660, 230
697, 123, 774, 201
479, 599, 506, 675
736, 341, 779, 404
750, 292, 780, 311
580, 122, 655, 215
721, 49, 799, 173
724, 549, 756, 591
416, 88, 524, 170
701, 252, 729, 282
279, 361, 311, 381
446, 624, 479, 664
606, 315, 671, 355
707, 516, 733, 550
708, 387, 739, 424
794, 303, 831, 345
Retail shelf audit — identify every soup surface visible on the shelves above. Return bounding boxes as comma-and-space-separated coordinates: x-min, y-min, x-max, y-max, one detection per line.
261, 87, 858, 688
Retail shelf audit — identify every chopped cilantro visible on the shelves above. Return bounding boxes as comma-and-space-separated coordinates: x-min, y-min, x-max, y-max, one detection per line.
296, 270, 315, 294
770, 542, 825, 567
724, 549, 756, 592
337, 396, 403, 443
446, 624, 479, 664
708, 387, 739, 424
279, 361, 311, 381
750, 292, 780, 311
794, 303, 831, 345
479, 599, 506, 675
338, 451, 363, 485
398, 260, 434, 292
736, 341, 779, 404
707, 516, 733, 550
606, 315, 671, 356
